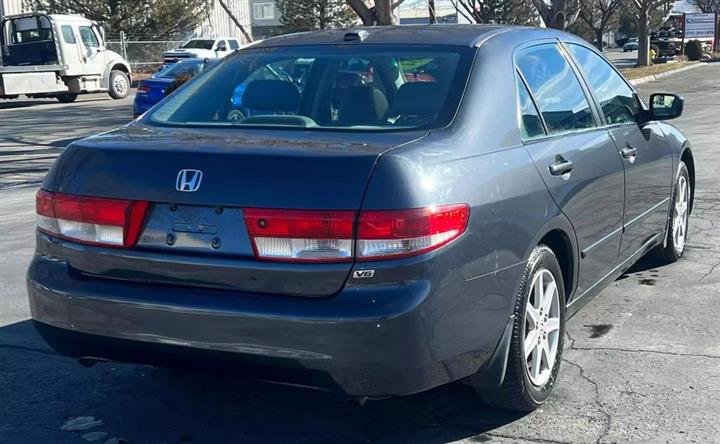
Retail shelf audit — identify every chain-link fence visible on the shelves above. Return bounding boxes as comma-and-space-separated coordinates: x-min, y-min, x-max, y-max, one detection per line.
106, 32, 186, 73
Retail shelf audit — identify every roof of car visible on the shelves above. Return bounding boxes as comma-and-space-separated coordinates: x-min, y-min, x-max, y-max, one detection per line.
248, 24, 537, 49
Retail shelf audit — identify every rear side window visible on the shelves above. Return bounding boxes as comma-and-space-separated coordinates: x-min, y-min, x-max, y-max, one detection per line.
61, 25, 76, 44
567, 44, 640, 125
229, 39, 240, 50
516, 44, 595, 135
515, 72, 545, 139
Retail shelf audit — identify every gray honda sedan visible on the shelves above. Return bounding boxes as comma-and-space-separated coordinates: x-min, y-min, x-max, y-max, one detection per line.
28, 25, 694, 411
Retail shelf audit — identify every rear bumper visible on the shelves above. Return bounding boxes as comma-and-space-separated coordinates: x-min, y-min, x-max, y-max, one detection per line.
27, 249, 520, 397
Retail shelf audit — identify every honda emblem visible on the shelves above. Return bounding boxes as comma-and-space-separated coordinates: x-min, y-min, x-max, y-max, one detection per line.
176, 169, 203, 192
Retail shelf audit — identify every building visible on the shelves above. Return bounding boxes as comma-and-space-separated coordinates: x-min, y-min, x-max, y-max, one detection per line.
1, 0, 30, 21
398, 0, 459, 24
250, 0, 281, 39
196, 0, 253, 43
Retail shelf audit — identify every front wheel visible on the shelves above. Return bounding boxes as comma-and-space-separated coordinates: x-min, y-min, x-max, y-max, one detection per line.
108, 70, 130, 99
470, 245, 566, 411
650, 161, 690, 262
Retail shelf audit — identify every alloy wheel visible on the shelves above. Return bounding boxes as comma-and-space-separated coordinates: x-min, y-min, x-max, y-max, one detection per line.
672, 175, 689, 254
524, 268, 561, 387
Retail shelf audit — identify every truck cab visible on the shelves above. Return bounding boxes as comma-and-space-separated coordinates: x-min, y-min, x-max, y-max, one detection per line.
0, 12, 132, 102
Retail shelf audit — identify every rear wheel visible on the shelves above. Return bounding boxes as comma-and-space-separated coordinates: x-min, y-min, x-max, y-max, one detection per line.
473, 245, 566, 411
650, 161, 690, 262
56, 94, 78, 103
108, 70, 130, 99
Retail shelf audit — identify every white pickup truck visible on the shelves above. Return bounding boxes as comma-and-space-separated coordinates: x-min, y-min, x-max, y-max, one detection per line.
0, 12, 132, 102
162, 37, 241, 65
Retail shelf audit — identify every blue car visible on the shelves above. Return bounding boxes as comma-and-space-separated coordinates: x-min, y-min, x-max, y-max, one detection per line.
134, 58, 216, 117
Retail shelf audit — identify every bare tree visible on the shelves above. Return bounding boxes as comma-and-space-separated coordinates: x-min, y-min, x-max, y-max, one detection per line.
429, 0, 437, 23
626, 0, 674, 66
449, 0, 538, 25
578, 0, 622, 50
531, 0, 581, 29
345, 0, 407, 25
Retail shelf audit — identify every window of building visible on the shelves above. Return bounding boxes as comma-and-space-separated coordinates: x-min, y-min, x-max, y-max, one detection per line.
253, 3, 275, 20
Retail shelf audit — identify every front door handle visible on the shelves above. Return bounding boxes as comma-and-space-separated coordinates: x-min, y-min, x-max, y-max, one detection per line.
549, 158, 574, 176
621, 146, 638, 162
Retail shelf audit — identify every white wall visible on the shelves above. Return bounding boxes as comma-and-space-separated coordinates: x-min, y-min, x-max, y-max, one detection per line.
1, 0, 31, 20
195, 0, 253, 43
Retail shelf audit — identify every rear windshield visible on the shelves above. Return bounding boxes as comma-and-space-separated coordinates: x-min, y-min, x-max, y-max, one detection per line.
183, 39, 214, 50
147, 45, 475, 131
156, 60, 207, 79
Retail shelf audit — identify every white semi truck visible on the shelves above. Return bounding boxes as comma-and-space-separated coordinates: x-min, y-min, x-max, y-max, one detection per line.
0, 12, 132, 102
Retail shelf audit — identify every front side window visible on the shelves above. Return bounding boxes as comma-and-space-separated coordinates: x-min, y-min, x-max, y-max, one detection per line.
61, 25, 76, 44
515, 72, 545, 139
567, 44, 640, 125
516, 44, 596, 135
78, 26, 99, 48
148, 45, 473, 132
216, 40, 228, 51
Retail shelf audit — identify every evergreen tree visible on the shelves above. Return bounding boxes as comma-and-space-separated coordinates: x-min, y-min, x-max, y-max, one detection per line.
24, 0, 211, 38
278, 0, 357, 32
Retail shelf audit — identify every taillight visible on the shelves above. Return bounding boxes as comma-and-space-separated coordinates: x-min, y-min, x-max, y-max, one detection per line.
244, 208, 355, 262
243, 204, 469, 263
137, 85, 151, 94
35, 190, 149, 248
357, 204, 470, 260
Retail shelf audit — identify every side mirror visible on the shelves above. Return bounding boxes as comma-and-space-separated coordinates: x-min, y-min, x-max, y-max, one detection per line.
649, 93, 684, 120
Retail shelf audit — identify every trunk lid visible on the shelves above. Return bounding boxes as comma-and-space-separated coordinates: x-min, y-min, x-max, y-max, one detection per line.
44, 124, 426, 296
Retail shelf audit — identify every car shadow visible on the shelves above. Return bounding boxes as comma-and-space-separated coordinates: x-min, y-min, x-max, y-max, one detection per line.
0, 320, 528, 443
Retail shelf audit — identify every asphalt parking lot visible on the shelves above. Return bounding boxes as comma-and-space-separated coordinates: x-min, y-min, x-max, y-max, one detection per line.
1, 65, 719, 443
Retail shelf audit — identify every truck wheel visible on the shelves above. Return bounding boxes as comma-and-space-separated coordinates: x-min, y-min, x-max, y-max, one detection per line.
56, 94, 78, 103
108, 70, 130, 99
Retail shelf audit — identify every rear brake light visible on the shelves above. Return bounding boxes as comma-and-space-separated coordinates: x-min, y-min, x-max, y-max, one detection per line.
137, 85, 151, 94
244, 208, 354, 262
357, 204, 470, 260
243, 204, 469, 263
35, 190, 149, 248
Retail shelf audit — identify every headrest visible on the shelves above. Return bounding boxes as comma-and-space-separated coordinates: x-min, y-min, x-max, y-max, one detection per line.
242, 80, 300, 112
338, 86, 389, 126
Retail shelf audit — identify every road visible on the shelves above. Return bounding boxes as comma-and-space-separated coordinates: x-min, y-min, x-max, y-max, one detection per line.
604, 47, 639, 69
1, 66, 719, 443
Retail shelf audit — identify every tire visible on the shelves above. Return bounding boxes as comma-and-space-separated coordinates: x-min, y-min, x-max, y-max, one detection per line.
472, 245, 566, 411
650, 161, 691, 263
56, 94, 78, 103
108, 70, 130, 99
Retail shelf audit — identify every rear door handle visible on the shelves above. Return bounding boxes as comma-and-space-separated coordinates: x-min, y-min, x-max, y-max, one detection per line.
549, 159, 574, 176
621, 146, 638, 162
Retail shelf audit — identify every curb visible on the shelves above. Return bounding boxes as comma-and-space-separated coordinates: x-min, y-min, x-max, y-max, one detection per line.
629, 62, 707, 86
